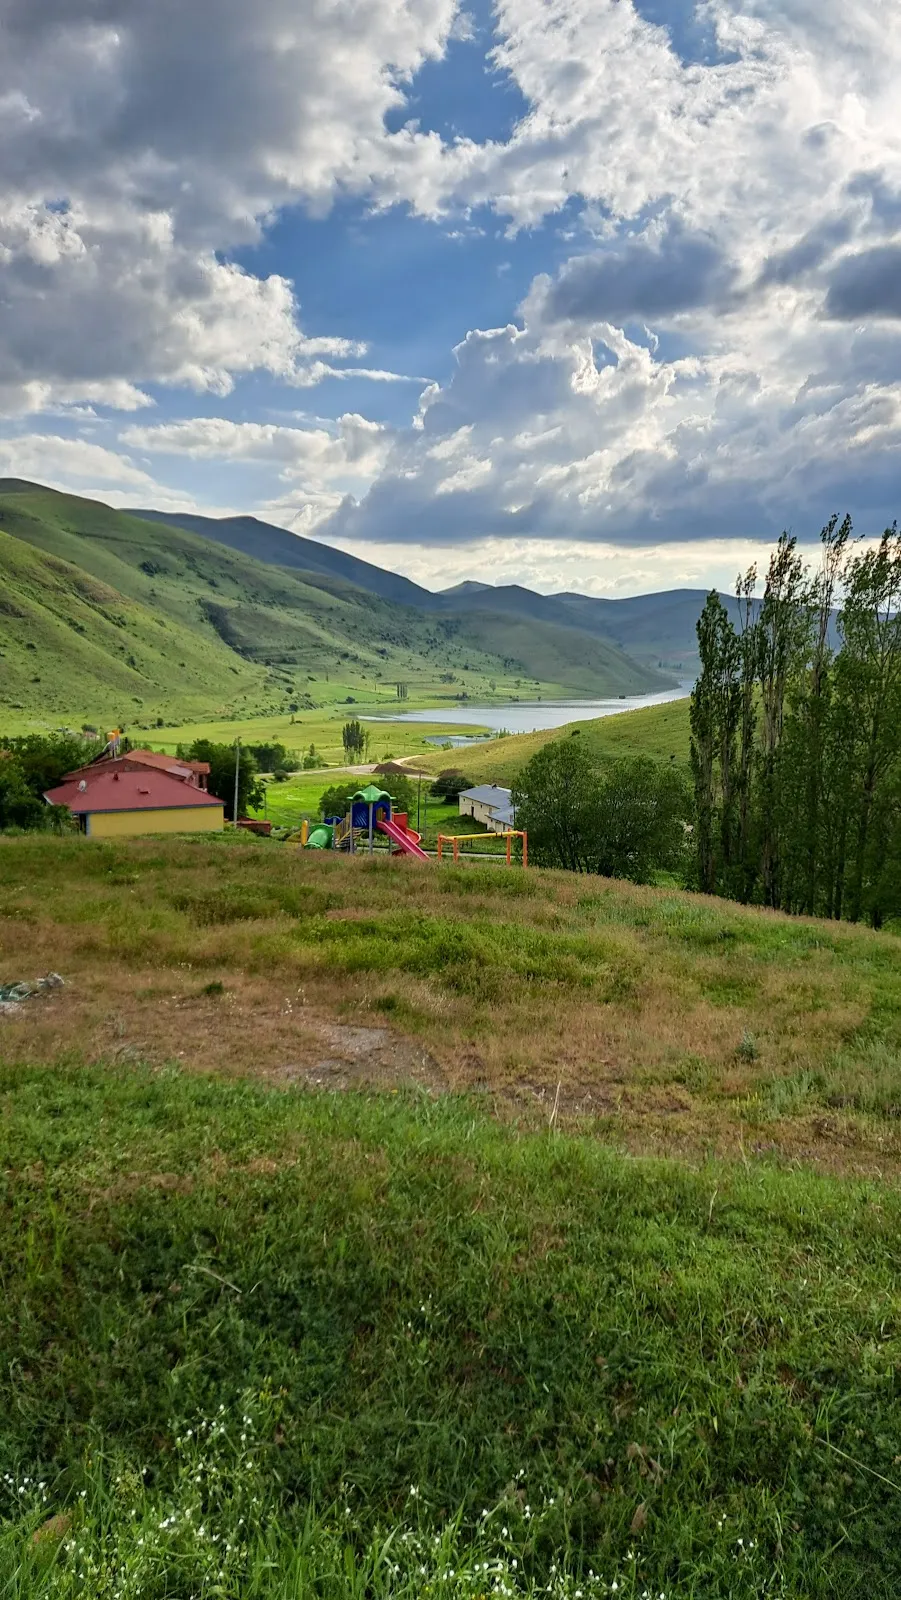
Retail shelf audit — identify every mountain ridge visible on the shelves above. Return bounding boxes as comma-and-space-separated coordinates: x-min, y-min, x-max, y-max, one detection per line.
0, 482, 670, 724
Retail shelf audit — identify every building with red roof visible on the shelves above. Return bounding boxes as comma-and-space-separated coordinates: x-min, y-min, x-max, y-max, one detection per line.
45, 762, 225, 838
64, 748, 211, 789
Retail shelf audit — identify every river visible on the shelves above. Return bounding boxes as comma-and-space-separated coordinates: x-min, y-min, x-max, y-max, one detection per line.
364, 682, 692, 746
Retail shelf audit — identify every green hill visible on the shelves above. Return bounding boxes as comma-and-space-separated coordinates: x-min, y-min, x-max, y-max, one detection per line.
417, 695, 693, 783
0, 482, 672, 728
129, 505, 431, 606
3, 834, 901, 1595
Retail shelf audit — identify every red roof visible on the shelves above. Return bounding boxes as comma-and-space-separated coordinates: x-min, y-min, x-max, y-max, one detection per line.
45, 767, 224, 814
125, 749, 211, 778
64, 749, 210, 782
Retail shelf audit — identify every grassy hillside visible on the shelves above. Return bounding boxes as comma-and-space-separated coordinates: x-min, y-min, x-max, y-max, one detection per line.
436, 608, 669, 697
129, 505, 432, 606
2, 835, 901, 1595
0, 483, 668, 732
0, 522, 265, 728
0, 484, 515, 726
417, 696, 693, 783
435, 585, 730, 675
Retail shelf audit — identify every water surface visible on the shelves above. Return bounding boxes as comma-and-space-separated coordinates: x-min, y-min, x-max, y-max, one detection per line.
365, 683, 692, 744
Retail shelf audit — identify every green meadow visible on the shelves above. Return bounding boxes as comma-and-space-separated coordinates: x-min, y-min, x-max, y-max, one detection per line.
2, 833, 901, 1595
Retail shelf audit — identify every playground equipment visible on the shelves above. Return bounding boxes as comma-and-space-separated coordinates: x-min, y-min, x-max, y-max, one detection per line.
303, 785, 427, 860
299, 784, 527, 868
377, 813, 428, 860
437, 830, 528, 867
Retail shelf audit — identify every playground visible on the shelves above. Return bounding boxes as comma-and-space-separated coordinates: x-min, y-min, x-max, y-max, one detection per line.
300, 784, 527, 866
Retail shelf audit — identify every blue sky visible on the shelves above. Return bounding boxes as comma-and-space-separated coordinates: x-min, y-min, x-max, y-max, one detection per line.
2, 0, 901, 595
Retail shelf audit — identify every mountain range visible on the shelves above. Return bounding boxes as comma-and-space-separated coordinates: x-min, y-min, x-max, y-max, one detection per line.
128, 508, 719, 674
0, 480, 693, 728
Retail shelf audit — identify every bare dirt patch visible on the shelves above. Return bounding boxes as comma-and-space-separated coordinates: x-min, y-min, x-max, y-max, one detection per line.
270, 1021, 447, 1094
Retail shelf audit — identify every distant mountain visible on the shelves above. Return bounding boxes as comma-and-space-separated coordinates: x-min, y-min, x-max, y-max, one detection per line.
435, 583, 757, 672
0, 482, 671, 724
129, 508, 431, 608
441, 580, 493, 596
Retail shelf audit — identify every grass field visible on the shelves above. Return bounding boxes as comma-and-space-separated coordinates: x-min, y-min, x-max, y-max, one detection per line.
3, 834, 901, 1596
148, 704, 491, 770
416, 699, 693, 785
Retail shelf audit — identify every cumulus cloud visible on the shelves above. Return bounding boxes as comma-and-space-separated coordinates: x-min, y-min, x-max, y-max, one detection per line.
0, 434, 155, 488
320, 0, 901, 556
122, 415, 394, 531
0, 0, 459, 415
326, 300, 901, 549
5, 0, 901, 574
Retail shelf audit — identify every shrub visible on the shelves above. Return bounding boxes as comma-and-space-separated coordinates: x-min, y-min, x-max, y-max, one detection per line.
431, 770, 472, 802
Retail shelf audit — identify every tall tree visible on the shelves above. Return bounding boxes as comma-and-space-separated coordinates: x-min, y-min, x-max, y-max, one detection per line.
836, 526, 901, 925
342, 720, 366, 760
755, 535, 808, 908
781, 516, 851, 916
690, 593, 740, 894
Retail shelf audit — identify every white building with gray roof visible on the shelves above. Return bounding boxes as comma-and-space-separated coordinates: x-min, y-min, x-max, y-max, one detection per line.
458, 783, 516, 833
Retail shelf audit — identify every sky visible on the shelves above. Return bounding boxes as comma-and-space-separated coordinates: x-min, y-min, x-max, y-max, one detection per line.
1, 0, 901, 596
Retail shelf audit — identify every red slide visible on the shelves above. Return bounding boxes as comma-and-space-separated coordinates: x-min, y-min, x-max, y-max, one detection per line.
377, 817, 429, 860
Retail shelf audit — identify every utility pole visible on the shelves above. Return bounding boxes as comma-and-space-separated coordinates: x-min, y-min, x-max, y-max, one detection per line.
233, 738, 240, 825
416, 770, 422, 832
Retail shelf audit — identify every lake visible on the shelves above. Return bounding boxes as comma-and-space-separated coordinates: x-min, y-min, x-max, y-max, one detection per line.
364, 683, 692, 746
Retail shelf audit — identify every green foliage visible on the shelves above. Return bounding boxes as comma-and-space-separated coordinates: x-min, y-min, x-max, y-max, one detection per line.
690, 516, 901, 925
318, 774, 416, 821
318, 781, 358, 819
341, 719, 367, 759
385, 773, 415, 816
0, 731, 103, 831
0, 756, 43, 830
1, 1064, 901, 1596
244, 741, 296, 773
514, 741, 691, 880
430, 769, 473, 802
178, 739, 264, 821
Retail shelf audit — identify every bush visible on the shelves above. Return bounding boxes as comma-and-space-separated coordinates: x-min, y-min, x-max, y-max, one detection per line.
318, 783, 358, 819
245, 742, 296, 774
177, 741, 264, 821
431, 770, 472, 802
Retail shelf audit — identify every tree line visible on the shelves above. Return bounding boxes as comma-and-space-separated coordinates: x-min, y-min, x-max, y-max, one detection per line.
690, 517, 901, 927
0, 732, 103, 830
513, 741, 690, 882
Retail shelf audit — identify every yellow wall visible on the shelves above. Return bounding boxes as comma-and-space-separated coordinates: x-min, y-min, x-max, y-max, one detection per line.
85, 806, 224, 839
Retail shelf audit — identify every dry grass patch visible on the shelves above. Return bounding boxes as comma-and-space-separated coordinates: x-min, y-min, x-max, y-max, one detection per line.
3, 833, 901, 1174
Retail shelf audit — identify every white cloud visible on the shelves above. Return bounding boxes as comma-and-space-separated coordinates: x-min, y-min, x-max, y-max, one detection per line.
327, 304, 901, 549
0, 433, 155, 488
319, 530, 826, 597
122, 415, 394, 508
0, 0, 460, 415
320, 0, 901, 552
4, 0, 901, 575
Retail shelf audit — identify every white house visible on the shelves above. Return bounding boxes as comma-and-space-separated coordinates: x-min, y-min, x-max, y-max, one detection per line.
458, 783, 515, 834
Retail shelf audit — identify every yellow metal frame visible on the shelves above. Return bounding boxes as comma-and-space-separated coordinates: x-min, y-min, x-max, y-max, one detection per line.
436, 830, 528, 867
